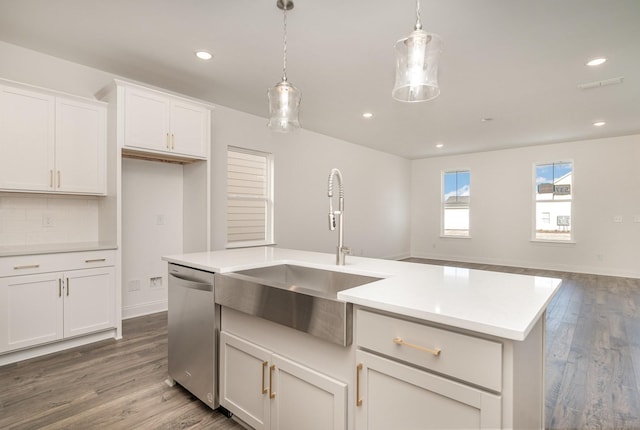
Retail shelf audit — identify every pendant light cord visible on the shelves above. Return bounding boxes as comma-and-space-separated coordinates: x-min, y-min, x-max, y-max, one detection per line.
282, 7, 288, 81
415, 0, 423, 30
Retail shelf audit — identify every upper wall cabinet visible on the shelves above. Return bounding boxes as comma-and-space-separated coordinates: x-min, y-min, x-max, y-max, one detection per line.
99, 81, 211, 162
0, 81, 107, 195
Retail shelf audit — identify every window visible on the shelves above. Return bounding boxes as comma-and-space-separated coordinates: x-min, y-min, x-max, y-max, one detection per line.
534, 161, 572, 241
442, 170, 470, 237
227, 147, 274, 247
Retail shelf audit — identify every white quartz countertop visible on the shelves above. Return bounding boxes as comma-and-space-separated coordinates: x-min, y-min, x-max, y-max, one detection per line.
163, 247, 562, 341
0, 241, 118, 258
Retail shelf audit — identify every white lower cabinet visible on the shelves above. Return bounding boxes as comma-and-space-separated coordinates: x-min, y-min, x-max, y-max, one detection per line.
355, 309, 503, 430
354, 350, 501, 430
220, 331, 347, 430
0, 266, 115, 353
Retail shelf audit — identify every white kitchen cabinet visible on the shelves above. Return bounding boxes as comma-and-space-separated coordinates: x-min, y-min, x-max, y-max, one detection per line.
220, 331, 347, 430
0, 251, 116, 356
122, 84, 209, 159
55, 97, 107, 194
355, 349, 501, 430
0, 84, 55, 191
0, 81, 107, 195
0, 272, 62, 351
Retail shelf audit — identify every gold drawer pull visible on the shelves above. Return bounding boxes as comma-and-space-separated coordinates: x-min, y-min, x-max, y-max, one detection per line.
269, 364, 276, 399
393, 337, 441, 357
14, 264, 40, 270
356, 363, 363, 406
261, 361, 268, 395
85, 258, 107, 263
58, 278, 62, 297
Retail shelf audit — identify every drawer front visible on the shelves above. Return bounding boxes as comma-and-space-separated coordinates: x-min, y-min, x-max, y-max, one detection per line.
356, 309, 502, 392
0, 250, 115, 277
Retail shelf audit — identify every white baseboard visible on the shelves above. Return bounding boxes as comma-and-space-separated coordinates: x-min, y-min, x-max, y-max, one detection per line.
122, 299, 168, 320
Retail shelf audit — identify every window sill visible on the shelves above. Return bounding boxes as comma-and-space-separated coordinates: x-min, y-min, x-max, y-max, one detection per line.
440, 235, 472, 239
530, 239, 576, 245
225, 241, 276, 249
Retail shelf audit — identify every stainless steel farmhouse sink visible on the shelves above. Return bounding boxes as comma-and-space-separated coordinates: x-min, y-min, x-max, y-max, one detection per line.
214, 264, 381, 346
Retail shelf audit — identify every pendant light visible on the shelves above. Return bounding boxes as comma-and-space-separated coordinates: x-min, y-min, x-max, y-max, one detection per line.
267, 0, 301, 132
392, 0, 442, 102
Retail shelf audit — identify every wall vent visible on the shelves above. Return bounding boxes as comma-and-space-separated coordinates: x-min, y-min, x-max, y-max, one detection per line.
578, 76, 624, 90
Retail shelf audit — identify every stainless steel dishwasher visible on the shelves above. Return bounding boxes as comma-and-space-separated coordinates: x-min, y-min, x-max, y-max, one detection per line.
168, 263, 219, 409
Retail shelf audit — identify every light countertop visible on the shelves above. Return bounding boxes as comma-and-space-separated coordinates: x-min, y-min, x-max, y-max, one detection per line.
0, 242, 118, 258
163, 247, 562, 341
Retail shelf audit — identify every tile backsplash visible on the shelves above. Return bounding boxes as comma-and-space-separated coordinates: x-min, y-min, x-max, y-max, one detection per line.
0, 194, 99, 246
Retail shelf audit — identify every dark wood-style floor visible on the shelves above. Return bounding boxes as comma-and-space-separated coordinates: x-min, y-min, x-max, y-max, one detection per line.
1, 259, 639, 429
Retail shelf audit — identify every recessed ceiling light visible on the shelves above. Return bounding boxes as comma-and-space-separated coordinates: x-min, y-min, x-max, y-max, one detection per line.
195, 51, 213, 60
587, 58, 607, 66
593, 121, 606, 127
435, 143, 444, 148
362, 112, 373, 119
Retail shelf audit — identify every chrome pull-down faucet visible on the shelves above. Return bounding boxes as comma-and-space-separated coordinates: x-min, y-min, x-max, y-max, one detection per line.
328, 168, 351, 265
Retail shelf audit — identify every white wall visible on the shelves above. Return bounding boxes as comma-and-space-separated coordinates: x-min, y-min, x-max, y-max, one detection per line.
121, 158, 183, 318
211, 107, 412, 260
411, 134, 640, 277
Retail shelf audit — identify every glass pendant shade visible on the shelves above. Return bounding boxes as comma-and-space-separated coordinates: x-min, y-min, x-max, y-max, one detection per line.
392, 29, 442, 102
267, 79, 301, 132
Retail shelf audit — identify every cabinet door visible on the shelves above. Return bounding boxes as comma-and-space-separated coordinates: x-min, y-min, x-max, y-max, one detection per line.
0, 273, 63, 353
123, 87, 171, 153
0, 85, 55, 191
169, 100, 208, 158
63, 267, 115, 338
55, 98, 107, 194
355, 350, 501, 430
271, 354, 347, 430
220, 331, 271, 430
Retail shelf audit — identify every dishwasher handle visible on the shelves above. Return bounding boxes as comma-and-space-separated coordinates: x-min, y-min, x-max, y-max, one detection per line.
169, 272, 213, 292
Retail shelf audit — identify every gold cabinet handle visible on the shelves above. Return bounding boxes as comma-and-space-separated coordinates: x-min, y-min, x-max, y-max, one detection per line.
13, 264, 40, 270
57, 170, 61, 188
171, 133, 175, 149
269, 364, 276, 399
166, 132, 170, 149
356, 363, 363, 407
393, 337, 441, 357
66, 277, 70, 296
85, 258, 106, 263
58, 278, 62, 297
261, 361, 268, 395
50, 170, 54, 188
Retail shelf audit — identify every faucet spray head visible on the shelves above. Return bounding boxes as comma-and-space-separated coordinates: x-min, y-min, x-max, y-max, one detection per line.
329, 213, 336, 230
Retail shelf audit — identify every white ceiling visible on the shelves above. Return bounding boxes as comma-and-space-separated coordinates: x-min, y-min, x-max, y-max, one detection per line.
1, 0, 638, 159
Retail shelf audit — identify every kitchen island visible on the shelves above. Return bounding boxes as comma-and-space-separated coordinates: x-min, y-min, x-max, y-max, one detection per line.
164, 247, 562, 430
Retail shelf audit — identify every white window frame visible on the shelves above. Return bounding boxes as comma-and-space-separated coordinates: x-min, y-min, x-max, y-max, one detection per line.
441, 169, 471, 238
532, 160, 574, 243
226, 146, 274, 248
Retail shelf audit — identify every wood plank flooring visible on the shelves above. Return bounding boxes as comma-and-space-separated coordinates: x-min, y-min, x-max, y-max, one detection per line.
0, 313, 243, 430
1, 259, 639, 429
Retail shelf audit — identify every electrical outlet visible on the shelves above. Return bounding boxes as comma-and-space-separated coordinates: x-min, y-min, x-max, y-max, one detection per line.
128, 280, 141, 292
42, 214, 54, 227
150, 276, 163, 288
634, 216, 640, 223
156, 215, 165, 225
613, 215, 623, 223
